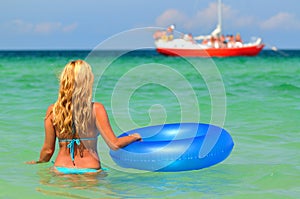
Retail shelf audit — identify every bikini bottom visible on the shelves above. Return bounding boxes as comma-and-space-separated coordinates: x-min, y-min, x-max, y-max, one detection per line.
54, 166, 102, 174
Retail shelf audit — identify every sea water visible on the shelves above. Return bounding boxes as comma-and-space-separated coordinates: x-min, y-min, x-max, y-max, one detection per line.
0, 50, 299, 198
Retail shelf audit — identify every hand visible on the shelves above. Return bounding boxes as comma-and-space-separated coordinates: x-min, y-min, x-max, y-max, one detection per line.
129, 133, 142, 141
25, 160, 42, 164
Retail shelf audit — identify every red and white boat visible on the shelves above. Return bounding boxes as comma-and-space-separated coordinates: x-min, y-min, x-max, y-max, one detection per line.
155, 38, 264, 57
154, 0, 264, 57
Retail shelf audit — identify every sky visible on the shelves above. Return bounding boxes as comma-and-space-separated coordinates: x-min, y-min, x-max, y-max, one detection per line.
0, 0, 299, 50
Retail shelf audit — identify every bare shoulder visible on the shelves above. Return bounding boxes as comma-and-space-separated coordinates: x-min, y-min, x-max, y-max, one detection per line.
47, 104, 54, 111
93, 102, 103, 107
93, 102, 108, 117
45, 104, 54, 119
93, 102, 105, 111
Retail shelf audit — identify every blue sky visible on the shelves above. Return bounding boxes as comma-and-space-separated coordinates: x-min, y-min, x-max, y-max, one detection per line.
1, 0, 299, 49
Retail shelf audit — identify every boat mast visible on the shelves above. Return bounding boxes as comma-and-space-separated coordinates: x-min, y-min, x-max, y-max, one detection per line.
217, 0, 222, 37
210, 0, 222, 37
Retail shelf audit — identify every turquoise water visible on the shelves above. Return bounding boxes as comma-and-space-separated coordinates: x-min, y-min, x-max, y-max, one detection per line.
1, 50, 300, 198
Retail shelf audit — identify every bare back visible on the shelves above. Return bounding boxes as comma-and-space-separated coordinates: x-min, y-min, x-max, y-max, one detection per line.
46, 104, 101, 169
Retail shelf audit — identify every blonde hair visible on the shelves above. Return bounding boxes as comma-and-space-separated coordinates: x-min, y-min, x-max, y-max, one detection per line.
53, 60, 94, 138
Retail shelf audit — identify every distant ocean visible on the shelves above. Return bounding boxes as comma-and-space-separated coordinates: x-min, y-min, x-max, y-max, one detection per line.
1, 50, 299, 198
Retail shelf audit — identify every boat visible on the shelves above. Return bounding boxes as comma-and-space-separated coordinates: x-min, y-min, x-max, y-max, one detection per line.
154, 0, 264, 57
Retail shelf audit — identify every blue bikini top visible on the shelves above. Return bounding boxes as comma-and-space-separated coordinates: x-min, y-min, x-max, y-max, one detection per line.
59, 135, 98, 164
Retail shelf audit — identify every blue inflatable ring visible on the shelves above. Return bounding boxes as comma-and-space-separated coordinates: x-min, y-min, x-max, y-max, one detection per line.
109, 123, 234, 172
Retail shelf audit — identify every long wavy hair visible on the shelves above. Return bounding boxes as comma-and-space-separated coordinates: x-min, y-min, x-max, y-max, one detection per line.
53, 60, 94, 138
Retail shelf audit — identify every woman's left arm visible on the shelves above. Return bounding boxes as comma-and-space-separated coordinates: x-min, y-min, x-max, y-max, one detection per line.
27, 105, 56, 164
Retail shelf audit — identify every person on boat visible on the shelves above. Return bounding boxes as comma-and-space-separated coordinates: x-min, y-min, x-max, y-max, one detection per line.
166, 24, 175, 41
27, 60, 141, 173
220, 35, 227, 48
208, 36, 215, 48
153, 25, 175, 41
235, 33, 243, 47
210, 36, 221, 48
153, 30, 163, 40
225, 35, 231, 44
227, 35, 235, 48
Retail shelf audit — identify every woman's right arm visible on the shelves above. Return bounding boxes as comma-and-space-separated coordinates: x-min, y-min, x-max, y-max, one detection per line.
94, 102, 141, 150
26, 105, 56, 164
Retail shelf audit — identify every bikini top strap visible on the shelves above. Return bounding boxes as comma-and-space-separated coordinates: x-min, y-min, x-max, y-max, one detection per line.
67, 139, 80, 163
58, 137, 97, 142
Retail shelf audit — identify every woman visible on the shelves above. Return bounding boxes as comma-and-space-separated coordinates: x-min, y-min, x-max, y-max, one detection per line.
27, 60, 141, 174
